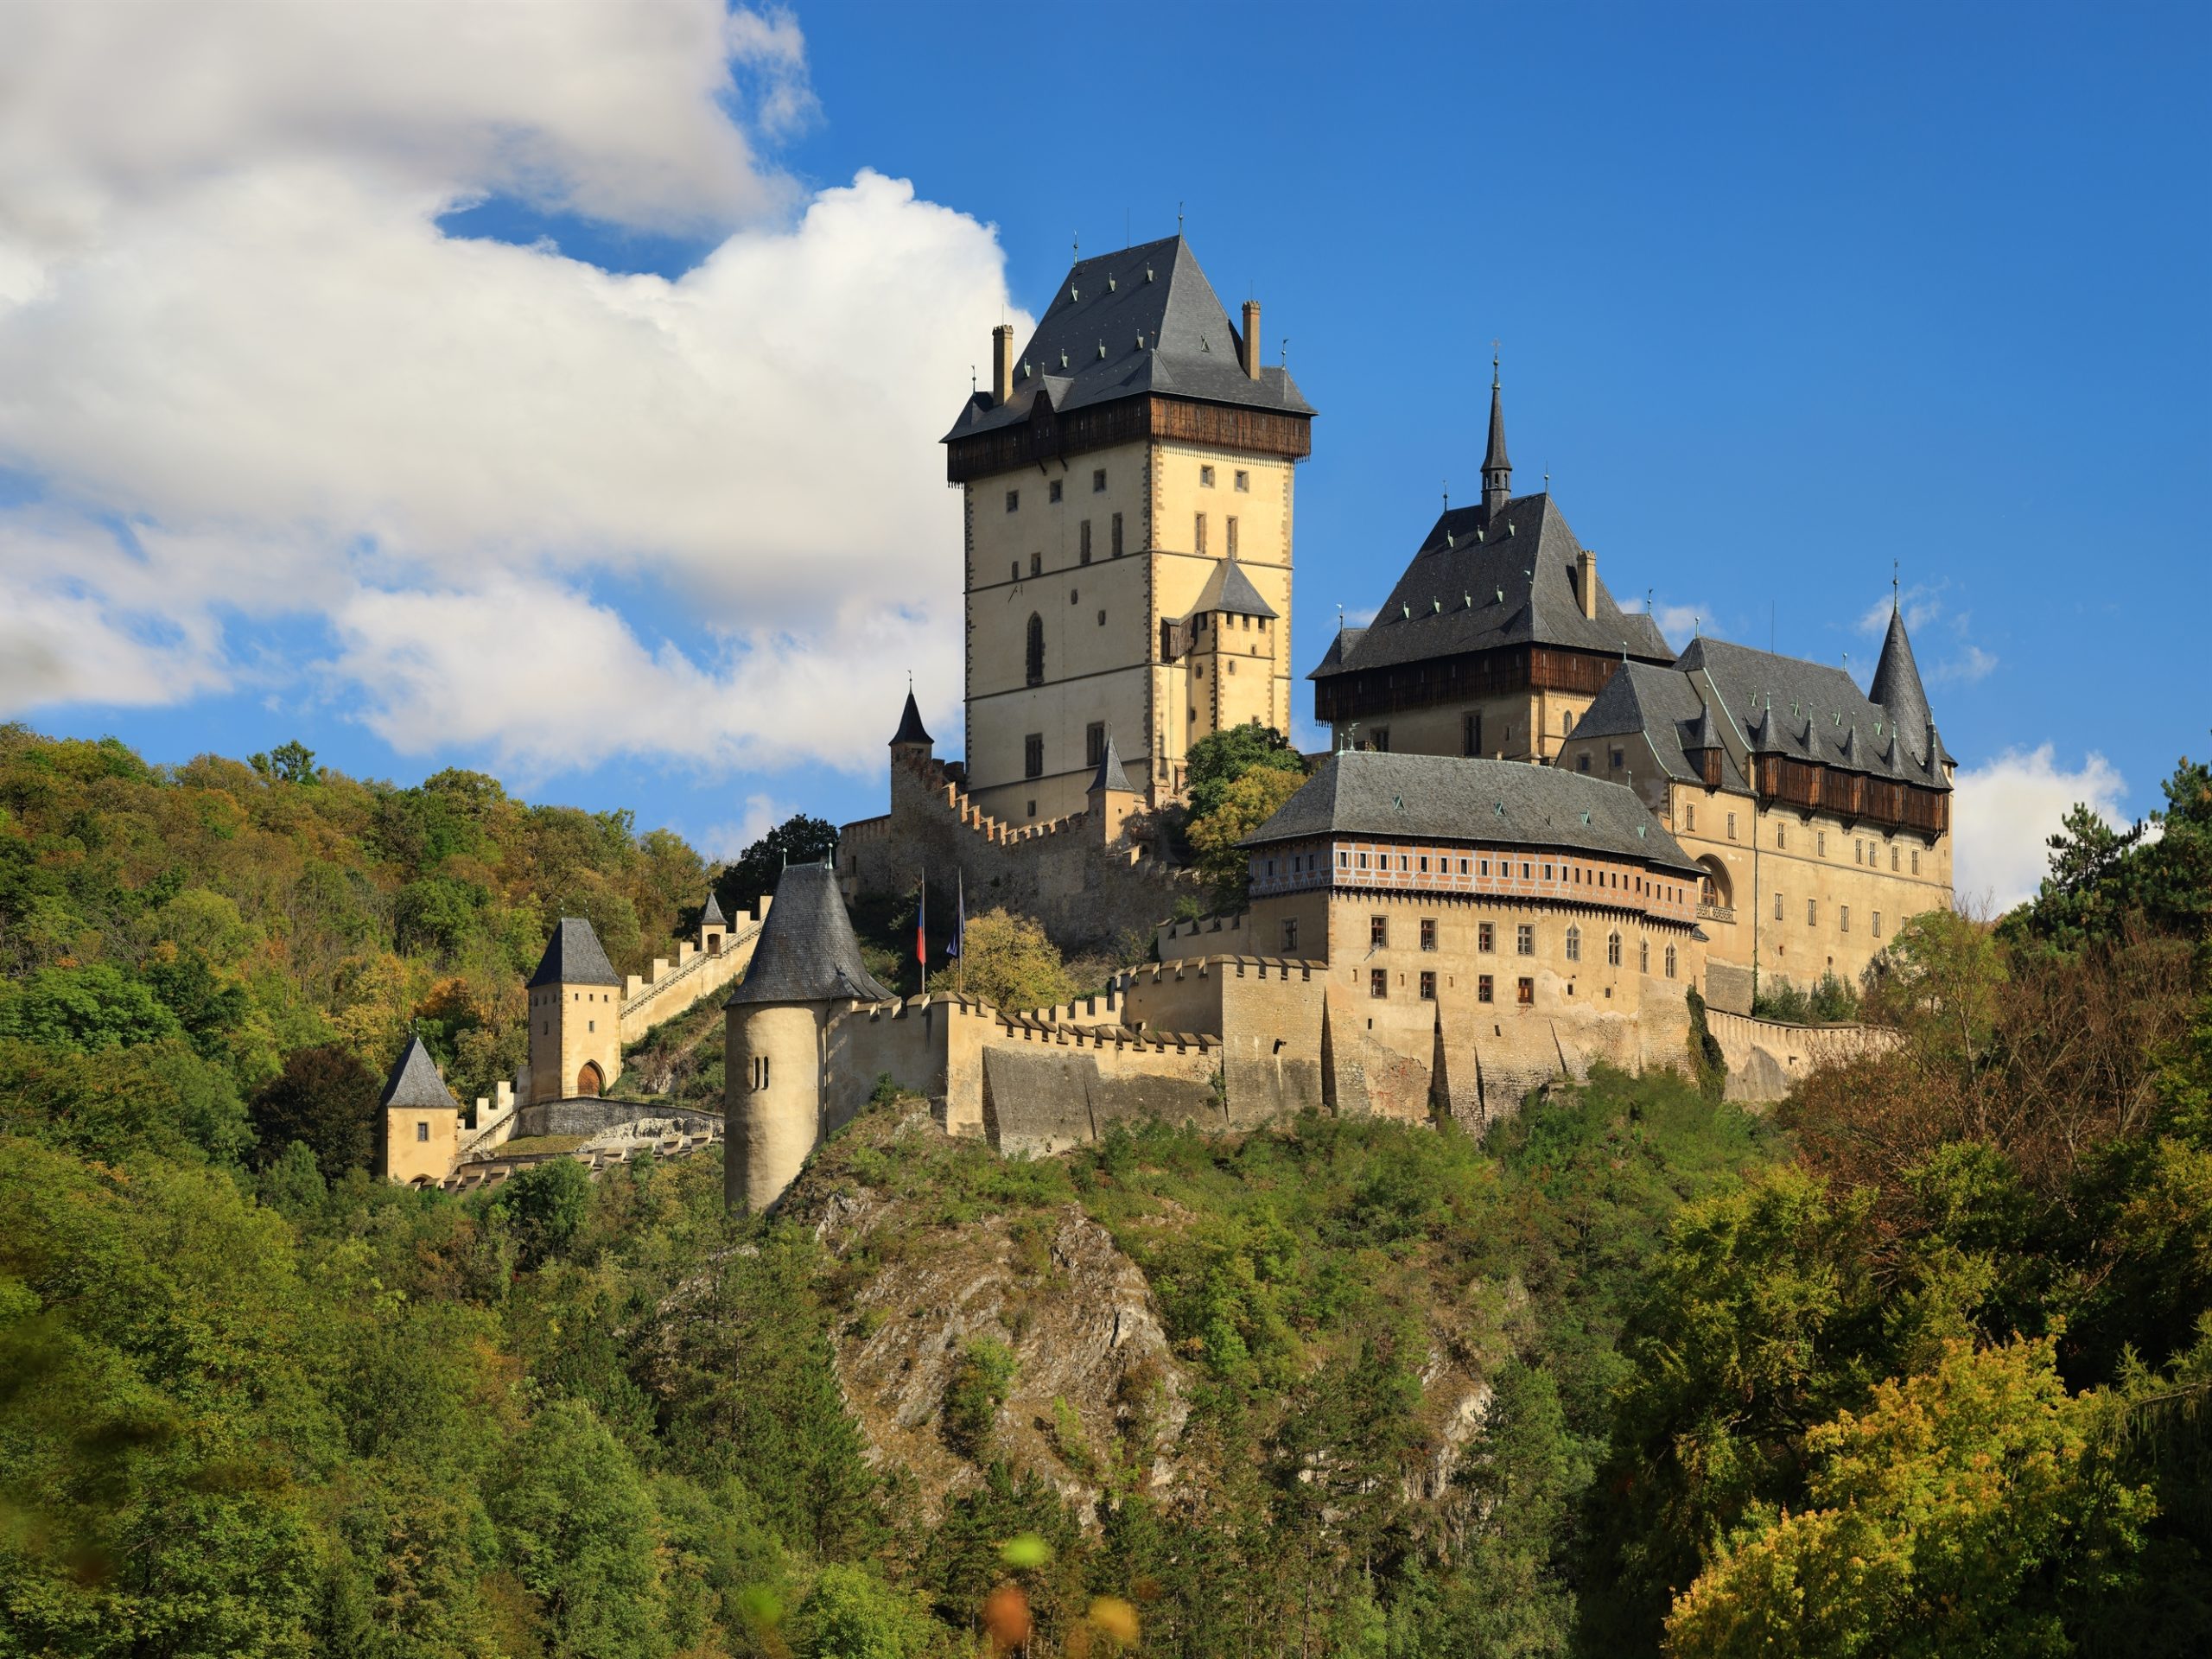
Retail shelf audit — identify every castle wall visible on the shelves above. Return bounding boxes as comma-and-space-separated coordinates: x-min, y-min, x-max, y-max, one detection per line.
1706, 1006, 1900, 1103
841, 752, 1201, 953
382, 1104, 459, 1185
728, 1001, 830, 1214
512, 1098, 721, 1139
823, 995, 1001, 1140
617, 898, 769, 1044
1119, 955, 1329, 1126
527, 981, 624, 1105
980, 1030, 1223, 1157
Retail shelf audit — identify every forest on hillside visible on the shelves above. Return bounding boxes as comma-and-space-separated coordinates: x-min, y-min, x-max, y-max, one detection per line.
0, 724, 2208, 1658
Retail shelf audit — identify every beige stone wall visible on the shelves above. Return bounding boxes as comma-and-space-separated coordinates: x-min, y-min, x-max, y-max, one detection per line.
527, 980, 625, 1105
383, 1104, 460, 1185
823, 994, 1001, 1140
1706, 1006, 1901, 1103
617, 899, 769, 1044
963, 437, 1299, 820
727, 1001, 827, 1213
1331, 686, 1596, 764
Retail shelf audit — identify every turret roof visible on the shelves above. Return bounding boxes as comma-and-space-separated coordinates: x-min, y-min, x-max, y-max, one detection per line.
1243, 750, 1703, 876
1483, 365, 1511, 477
725, 862, 893, 1008
1868, 606, 1938, 765
701, 890, 728, 927
527, 916, 624, 988
890, 690, 933, 747
1088, 734, 1135, 795
379, 1034, 459, 1110
942, 235, 1312, 443
1190, 556, 1277, 620
1308, 493, 1673, 681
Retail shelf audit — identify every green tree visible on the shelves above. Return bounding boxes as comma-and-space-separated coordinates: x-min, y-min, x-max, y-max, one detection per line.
491, 1399, 669, 1658
1184, 721, 1306, 820
788, 1563, 937, 1659
714, 814, 842, 914
250, 1041, 382, 1178
493, 1157, 593, 1270
0, 1035, 251, 1164
1187, 765, 1307, 904
1664, 1338, 2152, 1659
926, 907, 1074, 1011
249, 739, 321, 785
0, 962, 183, 1052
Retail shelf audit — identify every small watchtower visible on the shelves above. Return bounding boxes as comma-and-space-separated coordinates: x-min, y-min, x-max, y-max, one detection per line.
1086, 733, 1141, 845
700, 889, 729, 956
889, 688, 934, 766
378, 1034, 461, 1185
526, 916, 626, 1103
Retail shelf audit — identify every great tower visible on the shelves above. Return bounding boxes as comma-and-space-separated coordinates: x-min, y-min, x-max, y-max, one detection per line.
942, 236, 1313, 823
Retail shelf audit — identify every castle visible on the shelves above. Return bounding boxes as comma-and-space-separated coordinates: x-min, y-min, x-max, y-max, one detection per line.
382, 232, 1954, 1211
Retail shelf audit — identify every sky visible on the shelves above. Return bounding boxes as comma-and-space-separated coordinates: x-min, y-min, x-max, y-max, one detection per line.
1, 2, 2204, 910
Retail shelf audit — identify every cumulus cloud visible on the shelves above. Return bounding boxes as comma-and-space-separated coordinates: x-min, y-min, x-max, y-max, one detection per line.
1951, 744, 2132, 912
1651, 601, 1707, 645
1856, 584, 1996, 687
0, 2, 1008, 774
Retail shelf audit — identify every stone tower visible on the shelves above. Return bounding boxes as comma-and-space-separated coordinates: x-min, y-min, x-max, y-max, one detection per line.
942, 235, 1315, 823
723, 861, 893, 1213
525, 916, 626, 1104
378, 1033, 461, 1185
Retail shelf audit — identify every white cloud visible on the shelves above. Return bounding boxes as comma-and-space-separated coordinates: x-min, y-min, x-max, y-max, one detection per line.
1951, 744, 2131, 912
0, 3, 1001, 775
1936, 643, 1998, 685
692, 793, 791, 864
1651, 601, 1707, 644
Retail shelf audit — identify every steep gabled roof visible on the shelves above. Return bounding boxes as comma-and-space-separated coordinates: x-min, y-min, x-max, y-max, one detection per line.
890, 690, 933, 747
1243, 751, 1703, 876
527, 917, 624, 988
1307, 493, 1673, 680
1675, 636, 1948, 790
1190, 557, 1277, 620
725, 862, 893, 1007
1088, 734, 1135, 795
943, 236, 1312, 443
380, 1034, 458, 1110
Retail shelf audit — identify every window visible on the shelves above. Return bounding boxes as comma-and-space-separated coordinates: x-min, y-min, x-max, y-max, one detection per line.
1639, 938, 1649, 972
1048, 479, 1063, 503
1420, 970, 1436, 1001
1817, 830, 1827, 856
1464, 712, 1482, 756
1282, 918, 1299, 953
1086, 721, 1106, 768
1726, 811, 1738, 841
1370, 915, 1388, 949
1478, 974, 1494, 1003
1516, 976, 1535, 1006
1234, 468, 1249, 492
1026, 613, 1045, 685
1873, 911, 1883, 938
1891, 844, 1900, 872
1027, 798, 1037, 817
1030, 552, 1042, 577
1516, 924, 1534, 956
1777, 823, 1788, 850
1686, 803, 1696, 832
1775, 892, 1785, 921
1840, 904, 1851, 933
1543, 863, 1554, 881
1194, 512, 1208, 553
1607, 931, 1622, 966
1370, 969, 1389, 999
1338, 850, 1348, 868
1610, 747, 1625, 770
1010, 560, 1020, 582
1098, 609, 1107, 626
1080, 520, 1092, 563
1200, 464, 1216, 487
1807, 898, 1817, 926
1578, 753, 1591, 772
416, 1121, 429, 1142
1420, 918, 1437, 950
1664, 944, 1677, 979
1370, 727, 1390, 753
750, 1055, 772, 1090
1478, 922, 1495, 952
1911, 850, 1921, 875
1566, 924, 1581, 962
1093, 467, 1107, 493
1111, 512, 1124, 556
1005, 489, 1019, 512
1226, 517, 1239, 557
1024, 733, 1043, 778
1070, 588, 1079, 605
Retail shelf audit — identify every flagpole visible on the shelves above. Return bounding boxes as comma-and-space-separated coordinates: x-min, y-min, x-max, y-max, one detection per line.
916, 867, 926, 997
956, 869, 966, 996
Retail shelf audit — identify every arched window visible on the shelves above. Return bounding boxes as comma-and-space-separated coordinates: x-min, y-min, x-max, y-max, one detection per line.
1565, 924, 1581, 963
1025, 613, 1045, 686
1607, 931, 1622, 966
1664, 944, 1678, 979
1697, 856, 1732, 912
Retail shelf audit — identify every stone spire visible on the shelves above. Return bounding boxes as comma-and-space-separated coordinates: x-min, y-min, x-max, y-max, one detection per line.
1481, 352, 1512, 519
1869, 604, 1934, 765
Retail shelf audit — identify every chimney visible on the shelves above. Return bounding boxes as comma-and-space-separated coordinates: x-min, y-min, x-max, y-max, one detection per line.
991, 323, 1014, 404
1240, 300, 1262, 379
1578, 549, 1598, 620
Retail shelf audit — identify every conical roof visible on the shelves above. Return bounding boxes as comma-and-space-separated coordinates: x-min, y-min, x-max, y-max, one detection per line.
725, 862, 893, 1008
527, 916, 624, 988
380, 1034, 458, 1110
1868, 606, 1934, 762
1088, 734, 1134, 795
890, 690, 933, 747
701, 890, 728, 927
1190, 556, 1277, 620
1483, 364, 1511, 477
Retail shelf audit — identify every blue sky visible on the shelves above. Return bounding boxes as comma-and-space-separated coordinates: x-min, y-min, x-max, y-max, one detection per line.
2, 2, 2204, 906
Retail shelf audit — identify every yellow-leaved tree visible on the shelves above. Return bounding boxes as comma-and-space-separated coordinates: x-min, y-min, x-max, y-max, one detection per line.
926, 907, 1075, 1013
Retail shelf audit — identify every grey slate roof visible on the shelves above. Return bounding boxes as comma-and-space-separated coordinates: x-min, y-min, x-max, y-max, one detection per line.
943, 236, 1311, 442
527, 917, 624, 988
1572, 663, 1745, 789
1190, 557, 1278, 620
1484, 368, 1511, 475
1868, 607, 1948, 764
725, 862, 893, 1007
380, 1034, 458, 1110
890, 690, 933, 747
701, 890, 728, 928
1307, 493, 1673, 680
1243, 751, 1704, 876
1678, 636, 1949, 789
1088, 734, 1135, 795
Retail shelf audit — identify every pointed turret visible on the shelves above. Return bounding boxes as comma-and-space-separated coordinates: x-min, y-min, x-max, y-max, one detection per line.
889, 689, 933, 750
378, 1034, 461, 1184
1869, 605, 1934, 766
381, 1034, 458, 1110
701, 890, 728, 929
1481, 353, 1513, 518
1087, 734, 1134, 797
